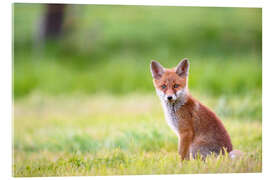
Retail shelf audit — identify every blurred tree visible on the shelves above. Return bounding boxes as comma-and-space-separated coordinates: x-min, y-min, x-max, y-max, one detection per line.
34, 4, 67, 57
42, 4, 66, 39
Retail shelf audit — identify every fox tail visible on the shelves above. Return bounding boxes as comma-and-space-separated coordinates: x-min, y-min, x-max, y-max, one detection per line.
229, 150, 243, 159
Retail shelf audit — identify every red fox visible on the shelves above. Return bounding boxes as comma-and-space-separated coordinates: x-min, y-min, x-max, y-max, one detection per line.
150, 58, 242, 160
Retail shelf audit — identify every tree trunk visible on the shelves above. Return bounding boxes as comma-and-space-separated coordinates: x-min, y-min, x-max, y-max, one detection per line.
43, 4, 66, 39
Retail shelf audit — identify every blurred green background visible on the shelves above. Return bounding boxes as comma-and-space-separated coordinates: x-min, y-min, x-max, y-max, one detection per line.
13, 4, 262, 176
13, 4, 262, 98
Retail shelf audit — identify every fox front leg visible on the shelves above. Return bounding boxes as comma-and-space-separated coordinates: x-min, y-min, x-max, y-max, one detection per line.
178, 138, 181, 157
178, 130, 193, 161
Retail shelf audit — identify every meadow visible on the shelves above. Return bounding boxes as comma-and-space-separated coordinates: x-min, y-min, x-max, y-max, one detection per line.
13, 93, 261, 176
13, 4, 261, 176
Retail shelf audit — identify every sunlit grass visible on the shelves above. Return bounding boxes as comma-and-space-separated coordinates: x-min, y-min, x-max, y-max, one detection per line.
13, 4, 262, 176
13, 93, 261, 176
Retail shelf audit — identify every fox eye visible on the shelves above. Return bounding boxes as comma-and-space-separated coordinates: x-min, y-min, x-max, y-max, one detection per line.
161, 84, 167, 89
173, 84, 179, 88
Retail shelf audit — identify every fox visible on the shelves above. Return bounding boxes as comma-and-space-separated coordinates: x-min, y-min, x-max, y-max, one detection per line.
150, 58, 242, 161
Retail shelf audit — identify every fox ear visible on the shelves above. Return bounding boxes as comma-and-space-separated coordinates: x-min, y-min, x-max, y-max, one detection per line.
150, 60, 164, 79
176, 58, 189, 77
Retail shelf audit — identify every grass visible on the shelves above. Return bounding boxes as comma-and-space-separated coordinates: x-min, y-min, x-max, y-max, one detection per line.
13, 93, 262, 176
13, 4, 262, 98
13, 57, 262, 98
12, 3, 262, 177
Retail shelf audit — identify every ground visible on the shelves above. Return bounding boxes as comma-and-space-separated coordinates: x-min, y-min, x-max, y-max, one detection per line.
13, 93, 262, 176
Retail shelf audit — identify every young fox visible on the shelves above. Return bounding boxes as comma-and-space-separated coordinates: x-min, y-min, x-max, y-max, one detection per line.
150, 58, 241, 160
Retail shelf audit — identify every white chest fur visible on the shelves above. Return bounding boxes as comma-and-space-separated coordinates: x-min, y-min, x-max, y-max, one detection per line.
156, 89, 187, 136
161, 101, 180, 135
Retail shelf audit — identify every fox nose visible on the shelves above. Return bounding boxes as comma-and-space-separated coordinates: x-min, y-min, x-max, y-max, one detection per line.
167, 96, 173, 100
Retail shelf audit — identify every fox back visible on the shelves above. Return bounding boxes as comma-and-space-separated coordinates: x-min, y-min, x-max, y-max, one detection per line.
150, 59, 233, 160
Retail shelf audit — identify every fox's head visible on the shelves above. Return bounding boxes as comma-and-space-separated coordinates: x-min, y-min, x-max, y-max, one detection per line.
150, 58, 189, 103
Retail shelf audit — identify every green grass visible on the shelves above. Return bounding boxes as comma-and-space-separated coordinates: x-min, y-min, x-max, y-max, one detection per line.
13, 57, 262, 98
13, 93, 262, 176
13, 4, 262, 98
13, 3, 262, 176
